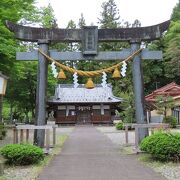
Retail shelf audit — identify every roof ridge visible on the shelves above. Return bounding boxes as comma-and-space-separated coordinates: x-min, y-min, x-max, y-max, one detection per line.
154, 82, 179, 92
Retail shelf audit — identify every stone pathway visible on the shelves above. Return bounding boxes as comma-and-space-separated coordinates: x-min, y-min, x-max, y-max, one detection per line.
38, 125, 165, 180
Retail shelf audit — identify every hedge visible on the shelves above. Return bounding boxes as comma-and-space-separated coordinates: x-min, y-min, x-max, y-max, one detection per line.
140, 132, 180, 161
0, 144, 44, 165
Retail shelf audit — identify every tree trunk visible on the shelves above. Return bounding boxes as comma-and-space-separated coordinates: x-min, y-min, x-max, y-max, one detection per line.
164, 107, 167, 118
9, 103, 13, 124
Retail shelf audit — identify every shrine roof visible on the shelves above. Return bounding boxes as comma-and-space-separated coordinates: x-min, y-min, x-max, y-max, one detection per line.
145, 82, 180, 102
48, 84, 123, 104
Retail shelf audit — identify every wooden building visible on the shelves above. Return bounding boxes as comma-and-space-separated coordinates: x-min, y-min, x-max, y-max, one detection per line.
47, 84, 122, 124
145, 82, 180, 124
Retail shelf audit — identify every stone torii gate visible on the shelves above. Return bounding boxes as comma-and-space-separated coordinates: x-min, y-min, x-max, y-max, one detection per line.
6, 20, 170, 147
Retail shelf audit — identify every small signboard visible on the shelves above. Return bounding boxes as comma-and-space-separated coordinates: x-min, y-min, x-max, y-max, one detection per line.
82, 26, 98, 55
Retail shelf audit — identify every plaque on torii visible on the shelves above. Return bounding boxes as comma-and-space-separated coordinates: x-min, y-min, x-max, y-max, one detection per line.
6, 20, 170, 147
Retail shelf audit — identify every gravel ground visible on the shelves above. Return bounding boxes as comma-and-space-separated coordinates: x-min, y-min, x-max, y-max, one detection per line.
96, 126, 135, 146
96, 126, 180, 180
155, 164, 180, 180
3, 166, 33, 180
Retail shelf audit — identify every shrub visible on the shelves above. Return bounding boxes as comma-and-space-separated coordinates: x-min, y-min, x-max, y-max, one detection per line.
140, 132, 180, 161
0, 144, 44, 165
0, 124, 7, 140
116, 122, 123, 130
163, 116, 177, 128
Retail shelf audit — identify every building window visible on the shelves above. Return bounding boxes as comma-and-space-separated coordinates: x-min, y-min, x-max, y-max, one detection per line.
104, 109, 110, 115
69, 110, 76, 116
172, 106, 180, 124
93, 109, 101, 115
57, 110, 66, 116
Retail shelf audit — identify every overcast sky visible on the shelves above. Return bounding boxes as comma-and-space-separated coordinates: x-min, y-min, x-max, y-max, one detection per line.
37, 0, 178, 28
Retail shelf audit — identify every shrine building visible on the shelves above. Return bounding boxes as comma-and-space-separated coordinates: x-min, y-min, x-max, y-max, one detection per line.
48, 84, 122, 124
145, 82, 180, 124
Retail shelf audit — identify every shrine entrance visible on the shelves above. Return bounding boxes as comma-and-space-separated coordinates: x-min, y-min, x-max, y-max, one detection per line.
5, 20, 170, 147
77, 106, 91, 124
77, 110, 91, 124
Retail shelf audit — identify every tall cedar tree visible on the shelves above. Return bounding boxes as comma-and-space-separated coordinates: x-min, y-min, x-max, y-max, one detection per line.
98, 0, 131, 93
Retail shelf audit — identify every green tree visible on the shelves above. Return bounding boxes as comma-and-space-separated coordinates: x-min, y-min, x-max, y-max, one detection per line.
37, 3, 58, 28
118, 92, 135, 123
4, 3, 63, 122
0, 0, 38, 122
78, 13, 86, 28
132, 19, 141, 27
0, 0, 36, 75
143, 2, 180, 94
98, 0, 120, 28
98, 0, 132, 94
155, 95, 174, 118
164, 2, 180, 83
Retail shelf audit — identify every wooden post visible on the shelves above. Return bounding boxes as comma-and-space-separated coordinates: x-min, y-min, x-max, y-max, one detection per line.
133, 123, 169, 150
20, 129, 24, 143
15, 129, 18, 144
0, 95, 3, 123
13, 127, 17, 144
26, 129, 29, 143
135, 127, 139, 149
0, 161, 4, 176
151, 128, 154, 135
125, 125, 129, 145
53, 126, 56, 147
45, 129, 50, 153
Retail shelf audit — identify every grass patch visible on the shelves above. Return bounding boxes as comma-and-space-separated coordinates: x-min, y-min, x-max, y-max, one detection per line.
138, 153, 163, 168
120, 146, 135, 155
0, 135, 68, 180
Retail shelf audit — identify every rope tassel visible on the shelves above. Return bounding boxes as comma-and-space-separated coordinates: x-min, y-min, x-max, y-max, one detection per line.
57, 69, 66, 79
112, 67, 121, 79
85, 78, 95, 89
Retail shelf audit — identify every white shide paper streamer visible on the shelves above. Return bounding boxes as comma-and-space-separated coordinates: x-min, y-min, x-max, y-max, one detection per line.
51, 62, 58, 78
73, 72, 79, 88
101, 72, 107, 87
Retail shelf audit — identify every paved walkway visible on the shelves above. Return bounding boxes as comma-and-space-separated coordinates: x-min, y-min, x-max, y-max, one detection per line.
38, 126, 165, 180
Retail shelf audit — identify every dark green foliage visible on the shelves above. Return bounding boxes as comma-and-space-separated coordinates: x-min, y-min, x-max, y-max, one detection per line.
144, 2, 180, 92
0, 144, 44, 165
140, 132, 180, 161
118, 92, 135, 123
0, 124, 6, 140
163, 116, 177, 128
155, 95, 174, 118
116, 122, 123, 130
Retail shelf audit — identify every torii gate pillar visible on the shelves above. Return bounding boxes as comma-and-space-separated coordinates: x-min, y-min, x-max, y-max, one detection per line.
131, 41, 149, 141
34, 40, 49, 147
